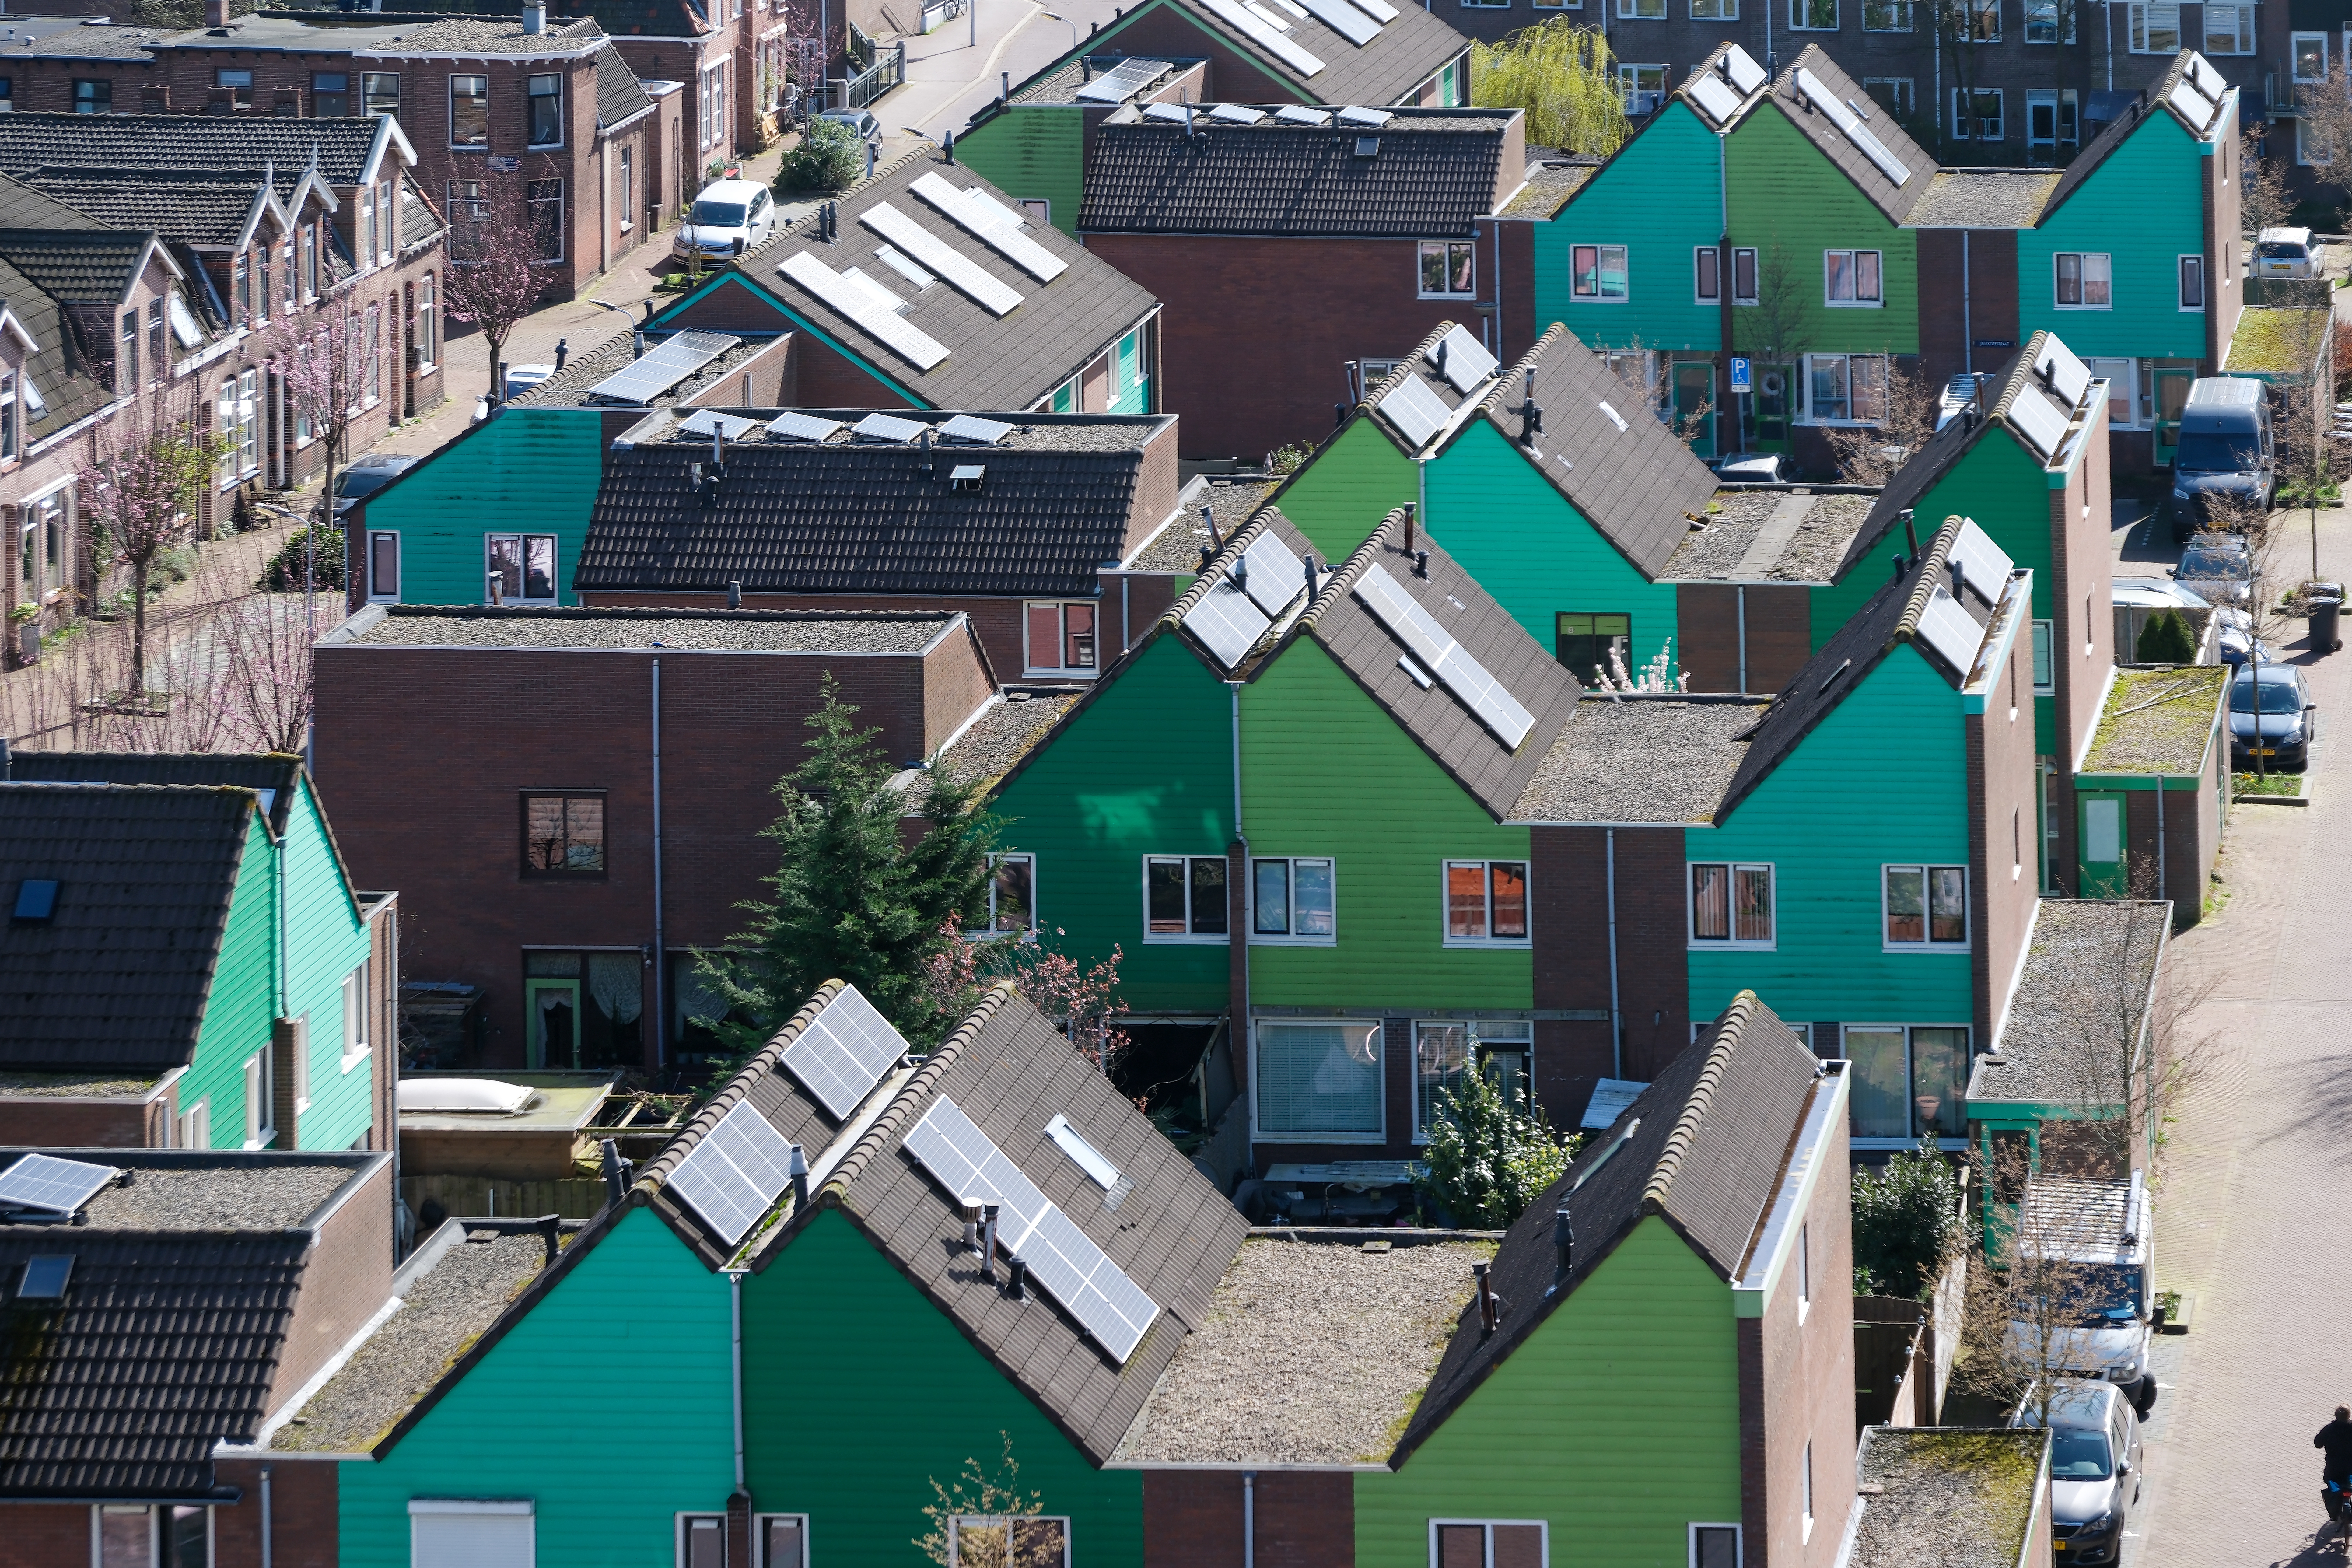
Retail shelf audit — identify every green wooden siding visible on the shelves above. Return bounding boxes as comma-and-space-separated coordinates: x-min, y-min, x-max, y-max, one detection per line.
1240, 639, 1531, 1011
1354, 1216, 1740, 1567
363, 410, 608, 607
1724, 109, 1918, 359
1275, 418, 1419, 561
1536, 103, 1724, 353
2017, 115, 2206, 361
1685, 646, 1975, 1027
954, 108, 1087, 237
282, 779, 376, 1150
340, 1206, 737, 1568
1081, 0, 1314, 104
1425, 419, 1681, 676
742, 1209, 1144, 1567
991, 635, 1234, 1014
184, 811, 275, 1147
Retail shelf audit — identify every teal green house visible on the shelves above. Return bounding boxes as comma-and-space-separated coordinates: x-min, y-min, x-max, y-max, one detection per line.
0, 752, 391, 1153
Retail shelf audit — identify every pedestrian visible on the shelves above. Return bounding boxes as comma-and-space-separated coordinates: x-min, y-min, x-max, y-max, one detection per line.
2315, 1406, 2352, 1527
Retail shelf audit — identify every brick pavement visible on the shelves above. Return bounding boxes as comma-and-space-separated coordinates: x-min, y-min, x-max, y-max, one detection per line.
2136, 502, 2352, 1567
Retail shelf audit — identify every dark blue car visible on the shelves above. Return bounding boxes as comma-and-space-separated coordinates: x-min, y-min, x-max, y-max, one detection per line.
2230, 663, 2317, 770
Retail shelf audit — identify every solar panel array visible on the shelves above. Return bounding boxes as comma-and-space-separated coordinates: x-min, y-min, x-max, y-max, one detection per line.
668, 1101, 802, 1247
1915, 585, 1986, 677
584, 330, 742, 405
1275, 104, 1331, 125
676, 409, 762, 441
768, 411, 842, 443
0, 1153, 118, 1216
1687, 72, 1743, 127
1355, 564, 1535, 748
852, 411, 928, 444
1296, 0, 1380, 45
1436, 645, 1537, 748
1378, 372, 1453, 449
2005, 381, 2071, 461
1337, 105, 1392, 127
1241, 531, 1307, 616
1075, 57, 1171, 104
782, 982, 914, 1119
910, 174, 1069, 282
862, 203, 1024, 316
780, 251, 949, 371
1184, 577, 1272, 668
902, 1096, 1160, 1362
2034, 336, 2092, 410
1210, 103, 1266, 123
1795, 68, 1911, 186
1722, 43, 1767, 92
1949, 519, 2016, 597
940, 414, 1014, 445
1430, 325, 1497, 395
1198, 0, 1325, 75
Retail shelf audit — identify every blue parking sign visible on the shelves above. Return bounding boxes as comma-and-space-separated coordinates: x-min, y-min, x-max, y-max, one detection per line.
1729, 357, 1752, 393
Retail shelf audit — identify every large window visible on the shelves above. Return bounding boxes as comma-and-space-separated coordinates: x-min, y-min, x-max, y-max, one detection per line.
1414, 1020, 1531, 1140
1570, 243, 1629, 301
411, 1500, 533, 1568
1256, 1020, 1384, 1140
947, 1517, 1067, 1566
986, 852, 1035, 935
487, 532, 556, 603
1865, 77, 1914, 117
1884, 863, 1967, 946
312, 72, 348, 115
1843, 1025, 1969, 1140
94, 1504, 211, 1568
2055, 251, 2112, 308
1419, 240, 1476, 298
1952, 87, 2003, 140
522, 791, 606, 878
1251, 856, 1335, 942
1430, 1521, 1547, 1566
2202, 1, 2251, 52
1445, 860, 1528, 943
2026, 89, 2078, 149
1805, 354, 1888, 423
2129, 2, 2180, 52
1789, 0, 1835, 28
1024, 601, 1097, 676
525, 950, 645, 1068
1145, 854, 1228, 940
1689, 862, 1774, 947
1555, 611, 1629, 686
72, 79, 110, 114
1616, 64, 1666, 114
1824, 248, 1882, 305
528, 72, 563, 145
363, 71, 400, 116
215, 370, 258, 486
449, 74, 489, 146
2294, 30, 2329, 79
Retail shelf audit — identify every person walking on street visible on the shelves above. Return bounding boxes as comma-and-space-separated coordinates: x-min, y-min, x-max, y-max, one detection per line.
2315, 1406, 2352, 1528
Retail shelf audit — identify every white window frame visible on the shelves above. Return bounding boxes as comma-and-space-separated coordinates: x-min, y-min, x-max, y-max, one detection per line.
448, 72, 489, 148
93, 1504, 214, 1568
1413, 1019, 1533, 1142
291, 1013, 310, 1111
2054, 250, 2112, 310
1142, 853, 1230, 944
177, 1096, 209, 1150
1570, 241, 1630, 302
343, 959, 370, 1066
2179, 254, 2206, 312
1882, 863, 1970, 949
243, 1044, 273, 1149
1863, 77, 1914, 116
2025, 88, 2077, 148
2022, 0, 2072, 42
1801, 353, 1889, 425
1693, 245, 1720, 303
1615, 64, 1667, 114
1802, 1440, 1816, 1541
2299, 117, 2337, 167
1255, 1018, 1385, 1143
1686, 860, 1776, 949
409, 1500, 535, 1568
1426, 1520, 1551, 1566
1615, 0, 1666, 17
527, 71, 564, 149
1689, 1523, 1744, 1568
1862, 0, 1910, 29
1951, 86, 2004, 140
945, 1516, 1070, 1566
1731, 246, 1758, 305
1442, 859, 1530, 946
1248, 855, 1337, 945
2202, 1, 2252, 54
2086, 357, 2140, 428
677, 1513, 726, 1568
418, 271, 438, 369
1823, 248, 1883, 306
367, 530, 401, 603
1690, 0, 1738, 17
2128, 1, 2179, 52
2294, 30, 2330, 81
1023, 600, 1100, 677
2031, 619, 2054, 693
984, 852, 1036, 937
754, 1514, 809, 1568
1796, 1220, 1811, 1319
1418, 239, 1477, 299
1787, 0, 1836, 28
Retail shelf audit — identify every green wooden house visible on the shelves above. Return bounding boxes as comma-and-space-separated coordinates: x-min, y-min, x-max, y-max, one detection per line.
0, 752, 392, 1153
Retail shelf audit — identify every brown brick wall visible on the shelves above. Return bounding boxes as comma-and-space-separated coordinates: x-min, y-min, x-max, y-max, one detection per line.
1678, 584, 1740, 694
1529, 825, 1689, 1118
0, 1095, 166, 1147
0, 1504, 94, 1566
1968, 614, 2042, 1040
678, 335, 795, 409
214, 1458, 340, 1568
1144, 1471, 1244, 1568
270, 1156, 394, 1412
1113, 572, 1178, 656
1129, 419, 1183, 557
581, 590, 1037, 686
661, 276, 789, 337
2128, 779, 2214, 925
2046, 402, 2115, 897
922, 620, 1003, 753
1676, 583, 1825, 697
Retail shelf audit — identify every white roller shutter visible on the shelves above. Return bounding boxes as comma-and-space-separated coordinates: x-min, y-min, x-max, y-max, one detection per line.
410, 1501, 534, 1568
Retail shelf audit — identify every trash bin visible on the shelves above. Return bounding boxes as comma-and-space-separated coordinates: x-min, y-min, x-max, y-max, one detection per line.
2309, 582, 2343, 654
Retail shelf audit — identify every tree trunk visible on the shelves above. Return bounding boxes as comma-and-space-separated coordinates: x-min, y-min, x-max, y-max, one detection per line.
128, 555, 149, 702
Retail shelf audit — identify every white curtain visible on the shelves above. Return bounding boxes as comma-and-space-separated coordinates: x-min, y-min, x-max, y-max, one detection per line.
586, 954, 641, 1025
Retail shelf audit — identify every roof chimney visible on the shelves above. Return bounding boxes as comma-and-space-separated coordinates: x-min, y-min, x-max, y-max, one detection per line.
727, 579, 743, 609
1303, 551, 1318, 595
960, 1199, 984, 1254
943, 129, 955, 165
534, 1213, 560, 1267
1402, 500, 1415, 555
978, 1201, 1001, 1283
1550, 1204, 1574, 1293
553, 338, 568, 373
599, 1138, 630, 1209
1901, 509, 1920, 561
1521, 366, 1543, 442
1474, 1260, 1503, 1338
1202, 502, 1222, 554
1334, 401, 1346, 429
788, 1144, 808, 1210
1950, 557, 1967, 603
0, 736, 11, 781
1005, 1254, 1029, 1301
205, 0, 230, 26
523, 0, 546, 33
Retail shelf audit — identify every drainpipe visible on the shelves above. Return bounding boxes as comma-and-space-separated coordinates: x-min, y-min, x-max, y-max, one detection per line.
1605, 828, 1623, 1079
1243, 1471, 1256, 1568
1229, 681, 1249, 1112
260, 1466, 272, 1568
2154, 778, 2167, 906
1736, 586, 1748, 695
1962, 230, 1973, 377
652, 658, 667, 1072
729, 1270, 745, 1490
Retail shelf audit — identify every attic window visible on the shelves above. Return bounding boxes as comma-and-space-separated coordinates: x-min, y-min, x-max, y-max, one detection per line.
16, 1254, 70, 1301
11, 879, 58, 921
949, 463, 985, 492
167, 292, 203, 350
1044, 1113, 1133, 1208
1353, 136, 1380, 156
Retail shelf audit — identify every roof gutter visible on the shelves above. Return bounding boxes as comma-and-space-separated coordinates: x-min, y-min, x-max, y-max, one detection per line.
1729, 1059, 1847, 1317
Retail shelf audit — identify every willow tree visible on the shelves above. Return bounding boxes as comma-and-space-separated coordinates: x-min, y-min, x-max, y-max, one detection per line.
1472, 20, 1629, 157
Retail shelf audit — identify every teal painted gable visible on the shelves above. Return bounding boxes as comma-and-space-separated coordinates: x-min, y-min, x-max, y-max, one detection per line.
1685, 644, 1973, 1028
339, 1206, 737, 1567
183, 810, 275, 1148
362, 410, 609, 607
741, 1209, 1145, 1566
1538, 102, 1724, 354
2019, 115, 2207, 361
1425, 419, 1680, 677
655, 273, 925, 409
281, 778, 376, 1149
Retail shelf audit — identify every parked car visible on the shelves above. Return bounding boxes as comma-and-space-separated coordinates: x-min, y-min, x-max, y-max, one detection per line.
331, 453, 421, 519
672, 178, 778, 262
501, 363, 555, 400
2172, 532, 2253, 607
2002, 1172, 2160, 1413
2230, 662, 2317, 770
2253, 225, 2318, 279
817, 107, 882, 145
2010, 1379, 2143, 1566
1712, 452, 1787, 483
2170, 376, 2275, 539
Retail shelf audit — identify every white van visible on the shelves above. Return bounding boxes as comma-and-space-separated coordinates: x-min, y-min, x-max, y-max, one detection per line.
2003, 1171, 2160, 1416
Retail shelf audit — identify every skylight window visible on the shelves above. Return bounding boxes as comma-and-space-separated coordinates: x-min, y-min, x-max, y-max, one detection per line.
1044, 1113, 1121, 1191
11, 879, 58, 921
16, 1255, 71, 1301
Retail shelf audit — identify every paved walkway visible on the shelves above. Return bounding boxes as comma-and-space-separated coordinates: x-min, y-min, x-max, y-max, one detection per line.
2135, 502, 2352, 1566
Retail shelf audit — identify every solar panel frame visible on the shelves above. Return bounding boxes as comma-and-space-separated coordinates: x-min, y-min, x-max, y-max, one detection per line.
1797, 69, 1910, 186
1916, 586, 1985, 677
675, 409, 762, 440
2005, 382, 2070, 461
1274, 104, 1331, 125
1209, 102, 1267, 122
0, 1152, 119, 1216
852, 411, 928, 443
583, 329, 743, 404
667, 1101, 801, 1247
2168, 78, 2217, 130
861, 201, 1025, 315
1354, 563, 1457, 669
909, 174, 1071, 282
1184, 578, 1273, 668
1378, 373, 1453, 449
2034, 337, 2093, 410
1294, 0, 1380, 44
1196, 0, 1326, 75
1336, 104, 1392, 126
1074, 57, 1170, 103
1240, 531, 1307, 616
939, 413, 1014, 445
779, 250, 950, 371
2191, 54, 2225, 99
782, 982, 914, 1119
1143, 101, 1190, 122
1949, 519, 2016, 596
1345, 0, 1399, 19
1431, 324, 1498, 394
1436, 644, 1537, 748
767, 411, 842, 443
1687, 73, 1742, 127
1723, 44, 1767, 92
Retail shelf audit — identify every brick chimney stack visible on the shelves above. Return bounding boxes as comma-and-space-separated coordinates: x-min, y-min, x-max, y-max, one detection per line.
205, 0, 230, 27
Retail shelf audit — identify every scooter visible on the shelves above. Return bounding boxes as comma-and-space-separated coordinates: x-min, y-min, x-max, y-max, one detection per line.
2321, 1476, 2352, 1540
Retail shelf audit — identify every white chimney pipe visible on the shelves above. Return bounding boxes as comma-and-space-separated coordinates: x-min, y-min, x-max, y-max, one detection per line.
523, 0, 546, 33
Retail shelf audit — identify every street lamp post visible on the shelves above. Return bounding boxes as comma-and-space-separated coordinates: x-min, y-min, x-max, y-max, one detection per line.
1041, 9, 1080, 53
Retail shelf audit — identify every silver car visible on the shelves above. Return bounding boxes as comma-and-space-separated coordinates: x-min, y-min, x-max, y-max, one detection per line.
2011, 1380, 2143, 1565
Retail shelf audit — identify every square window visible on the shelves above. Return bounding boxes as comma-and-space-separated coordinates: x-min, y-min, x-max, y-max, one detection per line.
1570, 243, 1629, 301
2025, 88, 2078, 147
363, 72, 400, 116
2132, 3, 2182, 53
1953, 87, 2003, 139
1145, 854, 1228, 940
1692, 1524, 1742, 1568
1025, 601, 1098, 675
521, 791, 607, 878
1824, 248, 1882, 305
2200, 4, 2251, 55
1884, 863, 1967, 945
1555, 611, 1630, 686
1865, 77, 1914, 116
1431, 1521, 1547, 1567
1616, 63, 1666, 113
216, 68, 253, 110
1805, 354, 1888, 423
313, 72, 349, 116
1419, 240, 1476, 298
1413, 1020, 1532, 1139
2055, 251, 2112, 309
987, 852, 1035, 934
1251, 856, 1335, 940
1843, 1024, 1969, 1139
1863, 0, 1909, 28
1688, 862, 1774, 946
1256, 1021, 1383, 1139
486, 533, 558, 603
947, 1517, 1068, 1566
72, 79, 110, 114
1444, 860, 1528, 942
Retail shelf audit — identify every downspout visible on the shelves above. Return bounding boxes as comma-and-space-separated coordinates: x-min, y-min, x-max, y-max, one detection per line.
1962, 229, 1973, 376
261, 1466, 272, 1568
1736, 586, 1748, 695
275, 803, 288, 1018
1122, 573, 1131, 652
729, 1270, 745, 1490
2154, 777, 2167, 905
1934, 29, 1942, 146
652, 658, 667, 1071
1243, 1471, 1256, 1568
1605, 828, 1623, 1079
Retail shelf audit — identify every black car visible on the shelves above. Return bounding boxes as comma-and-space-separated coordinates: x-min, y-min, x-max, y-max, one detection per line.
331, 454, 421, 519
2230, 662, 2317, 770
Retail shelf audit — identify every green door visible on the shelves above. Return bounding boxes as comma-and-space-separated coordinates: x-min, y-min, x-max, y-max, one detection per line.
1674, 361, 1717, 458
527, 978, 581, 1067
2078, 791, 2128, 898
2152, 367, 2194, 467
1751, 362, 1794, 452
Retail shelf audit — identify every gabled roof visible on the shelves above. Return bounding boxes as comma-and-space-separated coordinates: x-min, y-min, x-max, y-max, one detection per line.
1076, 108, 1515, 238
712, 150, 1159, 410
1761, 45, 1931, 224
9, 751, 303, 834
593, 42, 656, 132
0, 784, 263, 1070
402, 0, 717, 37
0, 251, 111, 443
1394, 992, 1828, 1462
0, 172, 106, 232
1672, 42, 1773, 133
0, 228, 156, 305
0, 114, 399, 193
1092, 0, 1470, 109
1360, 316, 1497, 454
2040, 50, 2231, 223
573, 408, 1171, 598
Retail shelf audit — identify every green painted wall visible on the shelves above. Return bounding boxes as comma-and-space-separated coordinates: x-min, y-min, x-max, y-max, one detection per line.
742, 1210, 1144, 1566
1275, 418, 1419, 561
340, 1206, 736, 1567
1425, 418, 1681, 677
1725, 108, 1918, 359
1685, 645, 1974, 1027
184, 810, 275, 1147
955, 108, 1087, 237
363, 410, 608, 607
1537, 102, 1725, 353
2018, 114, 2206, 360
282, 779, 376, 1150
1354, 1216, 1739, 1567
1241, 639, 1532, 1013
991, 634, 1234, 1014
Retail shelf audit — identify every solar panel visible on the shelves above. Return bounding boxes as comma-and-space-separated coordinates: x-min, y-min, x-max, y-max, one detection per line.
1915, 585, 1985, 677
675, 409, 762, 441
1378, 373, 1454, 449
767, 411, 842, 443
838, 265, 909, 316
1722, 44, 1766, 93
902, 1096, 1160, 1363
2168, 78, 2217, 131
1430, 324, 1497, 394
2005, 382, 2070, 461
1234, 531, 1306, 616
1949, 519, 2016, 597
779, 250, 949, 371
1197, 0, 1325, 75
1143, 101, 1191, 122
1184, 577, 1273, 668
2033, 336, 2093, 410
1295, 0, 1380, 44
1796, 69, 1910, 186
667, 1101, 802, 1247
940, 414, 1014, 445
1243, 0, 1295, 30
1436, 644, 1537, 748
1344, 0, 1398, 19
1354, 563, 1456, 669
1688, 72, 1742, 127
862, 202, 1024, 315
909, 174, 1070, 282
1336, 104, 1391, 126
1210, 103, 1266, 123
583, 329, 742, 405
2191, 54, 2225, 101
1275, 104, 1331, 125
782, 982, 914, 1120
852, 412, 927, 444
1356, 565, 1535, 748
1074, 57, 1170, 104
0, 1153, 118, 1217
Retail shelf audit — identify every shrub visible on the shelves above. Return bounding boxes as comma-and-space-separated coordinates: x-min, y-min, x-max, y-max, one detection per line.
261, 525, 346, 591
775, 117, 864, 196
1852, 1141, 1964, 1299
1415, 1065, 1579, 1229
2136, 609, 2197, 664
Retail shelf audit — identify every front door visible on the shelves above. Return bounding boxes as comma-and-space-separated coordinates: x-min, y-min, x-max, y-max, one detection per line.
1751, 362, 1794, 452
2152, 367, 2195, 467
2078, 791, 2128, 898
527, 979, 580, 1068
1673, 361, 1716, 457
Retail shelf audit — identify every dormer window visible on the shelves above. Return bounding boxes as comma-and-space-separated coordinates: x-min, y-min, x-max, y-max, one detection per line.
146, 300, 164, 379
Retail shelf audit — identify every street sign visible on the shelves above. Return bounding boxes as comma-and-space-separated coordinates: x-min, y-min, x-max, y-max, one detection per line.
1729, 356, 1752, 393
